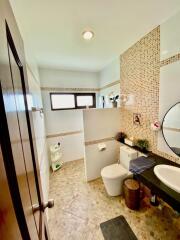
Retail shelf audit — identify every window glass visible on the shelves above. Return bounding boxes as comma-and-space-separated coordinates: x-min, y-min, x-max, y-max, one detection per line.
77, 95, 93, 107
51, 94, 75, 109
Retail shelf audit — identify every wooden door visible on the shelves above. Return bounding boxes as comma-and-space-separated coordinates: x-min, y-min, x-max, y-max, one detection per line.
0, 144, 22, 240
0, 0, 51, 239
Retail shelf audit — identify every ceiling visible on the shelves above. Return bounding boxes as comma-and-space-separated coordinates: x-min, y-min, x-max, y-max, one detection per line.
10, 0, 180, 72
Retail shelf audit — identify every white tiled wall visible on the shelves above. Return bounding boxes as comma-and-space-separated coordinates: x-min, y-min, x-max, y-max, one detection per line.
47, 133, 84, 163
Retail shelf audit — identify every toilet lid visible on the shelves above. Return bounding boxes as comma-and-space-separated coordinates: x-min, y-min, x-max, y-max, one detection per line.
101, 164, 128, 179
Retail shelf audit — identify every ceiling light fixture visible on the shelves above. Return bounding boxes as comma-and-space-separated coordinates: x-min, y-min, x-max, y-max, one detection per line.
82, 30, 94, 40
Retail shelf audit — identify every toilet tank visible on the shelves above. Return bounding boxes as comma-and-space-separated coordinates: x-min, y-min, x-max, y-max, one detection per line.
120, 146, 138, 170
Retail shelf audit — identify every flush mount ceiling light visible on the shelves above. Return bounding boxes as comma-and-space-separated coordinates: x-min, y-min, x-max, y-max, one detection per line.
82, 30, 94, 40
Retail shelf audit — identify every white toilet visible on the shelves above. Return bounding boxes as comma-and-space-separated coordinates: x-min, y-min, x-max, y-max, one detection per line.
101, 146, 138, 196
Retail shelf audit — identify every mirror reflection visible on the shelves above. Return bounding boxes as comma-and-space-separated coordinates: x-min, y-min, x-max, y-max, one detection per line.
162, 102, 180, 157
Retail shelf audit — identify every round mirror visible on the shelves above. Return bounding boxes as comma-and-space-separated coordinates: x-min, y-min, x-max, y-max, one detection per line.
162, 102, 180, 157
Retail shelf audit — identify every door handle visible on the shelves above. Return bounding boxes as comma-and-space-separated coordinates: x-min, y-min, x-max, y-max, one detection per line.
42, 199, 54, 209
32, 199, 54, 213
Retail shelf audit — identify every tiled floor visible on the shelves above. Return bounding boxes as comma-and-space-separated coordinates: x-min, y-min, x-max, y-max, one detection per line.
48, 159, 180, 240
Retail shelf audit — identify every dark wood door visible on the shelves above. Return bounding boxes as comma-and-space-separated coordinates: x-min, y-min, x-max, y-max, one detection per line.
0, 144, 22, 240
0, 0, 50, 239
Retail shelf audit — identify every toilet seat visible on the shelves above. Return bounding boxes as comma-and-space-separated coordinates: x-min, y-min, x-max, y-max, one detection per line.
101, 164, 128, 179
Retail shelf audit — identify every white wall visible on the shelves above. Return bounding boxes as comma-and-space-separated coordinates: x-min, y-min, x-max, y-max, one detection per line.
158, 11, 180, 158
160, 11, 180, 61
98, 58, 120, 108
24, 51, 49, 205
40, 68, 99, 88
99, 58, 120, 87
40, 67, 99, 163
83, 108, 121, 181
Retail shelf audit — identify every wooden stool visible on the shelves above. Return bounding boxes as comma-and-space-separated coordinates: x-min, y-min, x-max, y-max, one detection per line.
124, 179, 140, 210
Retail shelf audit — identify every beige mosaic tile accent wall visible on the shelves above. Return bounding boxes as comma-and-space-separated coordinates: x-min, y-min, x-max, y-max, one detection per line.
160, 53, 180, 67
120, 26, 180, 163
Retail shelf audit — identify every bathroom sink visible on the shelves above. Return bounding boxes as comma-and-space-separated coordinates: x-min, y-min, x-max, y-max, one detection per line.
154, 165, 180, 193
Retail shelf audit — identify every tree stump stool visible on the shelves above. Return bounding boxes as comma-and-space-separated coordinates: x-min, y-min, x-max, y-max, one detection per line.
124, 179, 140, 210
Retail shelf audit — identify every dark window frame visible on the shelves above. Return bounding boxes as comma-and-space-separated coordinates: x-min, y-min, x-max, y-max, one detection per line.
50, 92, 96, 110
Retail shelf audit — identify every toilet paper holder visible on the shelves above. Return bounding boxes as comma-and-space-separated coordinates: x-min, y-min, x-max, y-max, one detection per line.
98, 143, 106, 151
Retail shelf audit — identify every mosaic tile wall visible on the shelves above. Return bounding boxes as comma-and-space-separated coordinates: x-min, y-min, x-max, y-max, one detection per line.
160, 53, 180, 67
120, 26, 180, 163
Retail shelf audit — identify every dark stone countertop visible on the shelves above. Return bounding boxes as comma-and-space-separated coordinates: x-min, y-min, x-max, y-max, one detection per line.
134, 153, 180, 212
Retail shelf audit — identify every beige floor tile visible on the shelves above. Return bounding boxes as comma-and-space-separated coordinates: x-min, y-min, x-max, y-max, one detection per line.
48, 159, 180, 240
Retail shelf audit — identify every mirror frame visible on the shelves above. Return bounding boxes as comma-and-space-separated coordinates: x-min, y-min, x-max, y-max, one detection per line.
162, 102, 180, 157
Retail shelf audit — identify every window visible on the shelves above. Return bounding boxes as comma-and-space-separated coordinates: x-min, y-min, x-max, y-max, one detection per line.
50, 93, 96, 110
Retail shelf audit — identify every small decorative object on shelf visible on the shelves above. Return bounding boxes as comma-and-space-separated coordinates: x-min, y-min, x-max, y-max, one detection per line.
109, 93, 119, 108
119, 94, 129, 106
115, 132, 127, 143
151, 120, 161, 131
102, 96, 105, 108
135, 139, 149, 153
124, 136, 135, 146
50, 142, 63, 172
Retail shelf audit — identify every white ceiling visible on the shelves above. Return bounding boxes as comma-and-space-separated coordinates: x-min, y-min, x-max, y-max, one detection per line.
10, 0, 180, 72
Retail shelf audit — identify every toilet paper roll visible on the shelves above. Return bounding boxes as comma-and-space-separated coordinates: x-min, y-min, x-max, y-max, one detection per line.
98, 143, 106, 151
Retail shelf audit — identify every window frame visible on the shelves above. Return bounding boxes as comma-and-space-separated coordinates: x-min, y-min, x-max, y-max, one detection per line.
50, 92, 96, 110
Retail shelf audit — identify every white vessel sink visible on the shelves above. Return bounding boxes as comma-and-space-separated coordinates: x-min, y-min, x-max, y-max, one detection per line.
154, 165, 180, 193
